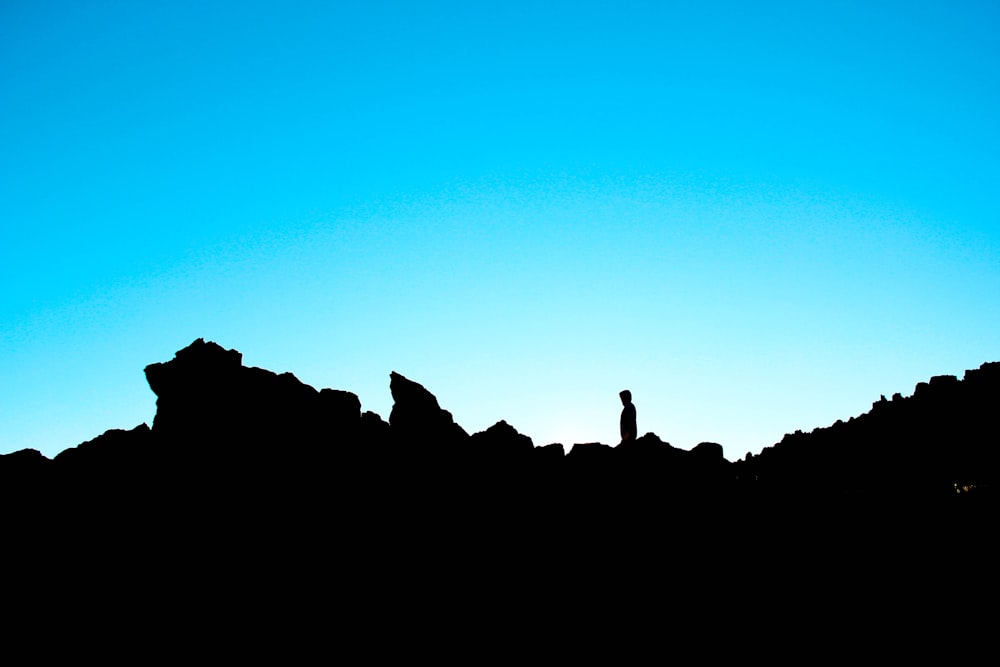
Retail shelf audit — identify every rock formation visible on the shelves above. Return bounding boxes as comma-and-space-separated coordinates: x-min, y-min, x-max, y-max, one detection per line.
2, 339, 996, 651
4, 339, 997, 517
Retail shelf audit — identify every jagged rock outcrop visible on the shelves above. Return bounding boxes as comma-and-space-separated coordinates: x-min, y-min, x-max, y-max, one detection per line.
2, 340, 997, 526
3, 338, 997, 650
388, 370, 469, 455
145, 338, 364, 464
470, 419, 533, 454
737, 362, 1000, 504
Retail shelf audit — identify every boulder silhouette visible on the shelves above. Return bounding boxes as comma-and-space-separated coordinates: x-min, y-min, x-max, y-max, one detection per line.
388, 370, 469, 451
145, 338, 363, 468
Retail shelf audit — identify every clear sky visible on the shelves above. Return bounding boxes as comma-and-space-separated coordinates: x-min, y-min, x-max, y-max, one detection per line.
3, 1, 998, 461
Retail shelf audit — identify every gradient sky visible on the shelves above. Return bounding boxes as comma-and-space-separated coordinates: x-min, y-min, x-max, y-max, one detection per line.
3, 1, 998, 462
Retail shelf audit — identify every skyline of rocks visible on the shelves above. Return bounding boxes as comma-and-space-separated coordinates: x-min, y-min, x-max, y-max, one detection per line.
4, 338, 996, 508
3, 337, 995, 650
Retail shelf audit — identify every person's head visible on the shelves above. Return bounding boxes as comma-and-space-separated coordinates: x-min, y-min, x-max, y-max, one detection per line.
619, 389, 632, 405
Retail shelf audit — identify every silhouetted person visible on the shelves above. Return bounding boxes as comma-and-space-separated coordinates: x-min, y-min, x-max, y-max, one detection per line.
619, 390, 636, 444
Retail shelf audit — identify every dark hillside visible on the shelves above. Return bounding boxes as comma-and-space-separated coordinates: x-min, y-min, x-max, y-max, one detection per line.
2, 339, 996, 653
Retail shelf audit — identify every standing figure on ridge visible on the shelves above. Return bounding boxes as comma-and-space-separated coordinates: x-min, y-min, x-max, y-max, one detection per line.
619, 389, 636, 444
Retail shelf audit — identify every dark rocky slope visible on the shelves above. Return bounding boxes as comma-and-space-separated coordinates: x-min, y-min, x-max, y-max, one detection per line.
7, 338, 995, 512
2, 339, 996, 653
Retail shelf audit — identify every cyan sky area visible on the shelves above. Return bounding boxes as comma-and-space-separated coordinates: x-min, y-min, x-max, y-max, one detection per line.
3, 1, 998, 461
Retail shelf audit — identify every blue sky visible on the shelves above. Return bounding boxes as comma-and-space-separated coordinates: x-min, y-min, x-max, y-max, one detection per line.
3, 1, 998, 461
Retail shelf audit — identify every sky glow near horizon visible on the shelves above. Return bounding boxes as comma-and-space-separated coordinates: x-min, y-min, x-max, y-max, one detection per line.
2, 1, 999, 462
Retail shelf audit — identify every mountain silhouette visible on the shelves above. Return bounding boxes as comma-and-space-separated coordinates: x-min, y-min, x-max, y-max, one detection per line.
2, 338, 996, 654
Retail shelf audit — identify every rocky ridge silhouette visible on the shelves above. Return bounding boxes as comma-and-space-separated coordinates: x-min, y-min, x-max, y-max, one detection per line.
2, 338, 996, 653
6, 338, 996, 506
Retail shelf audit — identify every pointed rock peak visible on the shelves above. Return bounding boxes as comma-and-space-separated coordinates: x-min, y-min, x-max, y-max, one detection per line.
471, 420, 535, 453
483, 420, 519, 437
387, 371, 469, 441
389, 371, 442, 411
